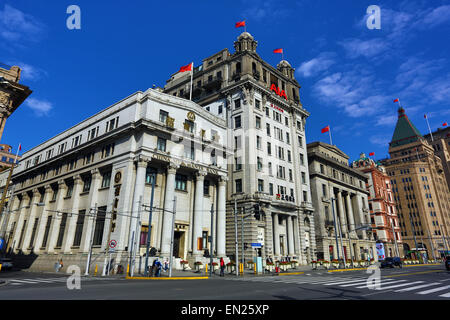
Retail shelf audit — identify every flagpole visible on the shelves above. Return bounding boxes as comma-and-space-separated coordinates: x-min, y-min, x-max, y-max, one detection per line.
244, 20, 246, 33
189, 62, 193, 101
424, 114, 434, 141
329, 128, 333, 145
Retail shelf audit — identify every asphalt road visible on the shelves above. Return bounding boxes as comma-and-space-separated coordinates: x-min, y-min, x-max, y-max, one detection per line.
0, 264, 449, 300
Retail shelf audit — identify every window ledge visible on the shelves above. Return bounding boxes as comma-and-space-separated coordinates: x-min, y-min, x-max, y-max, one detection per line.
98, 186, 110, 191
175, 189, 188, 193
80, 191, 90, 196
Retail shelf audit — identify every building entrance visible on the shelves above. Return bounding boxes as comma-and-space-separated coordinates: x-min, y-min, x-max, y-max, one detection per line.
173, 231, 185, 258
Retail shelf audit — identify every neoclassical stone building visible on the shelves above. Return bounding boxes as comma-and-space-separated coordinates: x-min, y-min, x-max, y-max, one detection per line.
307, 142, 377, 262
1, 88, 229, 271
164, 32, 315, 264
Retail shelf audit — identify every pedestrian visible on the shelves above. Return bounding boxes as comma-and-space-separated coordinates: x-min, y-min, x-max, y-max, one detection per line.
154, 259, 162, 277
163, 259, 169, 272
58, 259, 63, 272
220, 257, 225, 277
151, 259, 157, 277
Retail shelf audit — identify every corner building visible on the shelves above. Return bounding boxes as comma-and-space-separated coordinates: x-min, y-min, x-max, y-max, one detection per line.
382, 108, 450, 259
3, 89, 229, 271
307, 142, 376, 262
164, 32, 315, 264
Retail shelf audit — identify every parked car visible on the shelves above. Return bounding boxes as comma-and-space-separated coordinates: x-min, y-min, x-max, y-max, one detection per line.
0, 258, 13, 271
445, 256, 450, 271
380, 257, 402, 268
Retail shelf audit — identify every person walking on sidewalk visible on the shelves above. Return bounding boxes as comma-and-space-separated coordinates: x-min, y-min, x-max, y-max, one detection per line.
220, 257, 225, 277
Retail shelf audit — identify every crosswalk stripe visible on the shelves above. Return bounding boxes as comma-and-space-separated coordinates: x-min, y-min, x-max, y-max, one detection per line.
340, 279, 406, 287
367, 281, 423, 290
353, 279, 401, 289
417, 285, 450, 295
9, 279, 42, 284
21, 278, 58, 283
395, 282, 441, 292
438, 292, 450, 298
323, 278, 371, 286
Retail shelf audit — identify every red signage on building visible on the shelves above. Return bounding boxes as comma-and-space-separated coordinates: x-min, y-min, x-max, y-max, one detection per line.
271, 104, 284, 113
270, 84, 287, 100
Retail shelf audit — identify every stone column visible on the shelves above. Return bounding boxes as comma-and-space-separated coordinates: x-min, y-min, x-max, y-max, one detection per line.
127, 160, 148, 256
47, 180, 68, 253
273, 213, 280, 256
21, 189, 41, 252
336, 191, 347, 235
80, 169, 102, 253
355, 194, 367, 240
192, 170, 207, 257
11, 193, 30, 252
345, 193, 356, 237
292, 216, 300, 255
216, 176, 227, 257
62, 175, 83, 253
33, 185, 53, 253
286, 215, 295, 256
160, 163, 178, 257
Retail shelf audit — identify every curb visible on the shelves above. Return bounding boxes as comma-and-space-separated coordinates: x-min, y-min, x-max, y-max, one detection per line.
279, 272, 305, 276
125, 276, 209, 280
403, 263, 440, 268
327, 267, 368, 273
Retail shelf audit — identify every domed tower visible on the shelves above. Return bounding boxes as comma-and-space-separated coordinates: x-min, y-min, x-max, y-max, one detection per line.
234, 32, 258, 53
277, 60, 295, 80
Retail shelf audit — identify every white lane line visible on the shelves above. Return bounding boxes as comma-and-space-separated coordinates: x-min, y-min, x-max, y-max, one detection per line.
395, 282, 442, 292
367, 281, 424, 290
438, 292, 450, 298
9, 279, 42, 284
21, 278, 58, 283
341, 279, 406, 287
417, 285, 450, 295
353, 279, 403, 289
323, 278, 369, 286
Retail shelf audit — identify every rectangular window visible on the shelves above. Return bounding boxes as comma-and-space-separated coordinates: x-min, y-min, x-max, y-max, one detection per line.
159, 110, 168, 123
267, 142, 272, 155
303, 191, 308, 202
56, 213, 68, 247
234, 136, 241, 150
83, 176, 92, 193
218, 105, 223, 114
29, 218, 39, 249
42, 216, 52, 248
269, 183, 274, 195
256, 136, 261, 149
255, 116, 261, 129
298, 136, 303, 147
204, 180, 210, 195
184, 120, 194, 133
184, 141, 195, 160
101, 172, 111, 188
265, 107, 269, 117
146, 168, 157, 184
235, 99, 241, 109
235, 157, 242, 170
235, 116, 242, 129
302, 172, 306, 184
73, 210, 85, 247
286, 132, 290, 144
93, 207, 106, 246
258, 179, 264, 192
235, 179, 242, 193
266, 123, 271, 136
268, 162, 272, 176
52, 189, 58, 201
255, 99, 260, 109
140, 225, 149, 246
289, 169, 293, 181
300, 154, 305, 166
287, 150, 292, 162
157, 137, 166, 152
175, 174, 187, 191
257, 157, 263, 171
322, 184, 327, 197
66, 184, 74, 198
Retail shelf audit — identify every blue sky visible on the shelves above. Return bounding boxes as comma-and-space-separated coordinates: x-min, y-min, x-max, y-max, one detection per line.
1, 0, 449, 163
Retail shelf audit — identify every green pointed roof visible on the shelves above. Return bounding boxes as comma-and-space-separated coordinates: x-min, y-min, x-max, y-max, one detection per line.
390, 107, 423, 147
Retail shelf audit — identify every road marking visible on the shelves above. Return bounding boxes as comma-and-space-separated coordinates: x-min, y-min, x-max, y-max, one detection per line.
9, 279, 42, 284
353, 279, 404, 289
341, 279, 406, 287
438, 292, 450, 298
394, 282, 441, 292
370, 281, 424, 290
323, 278, 369, 286
417, 285, 450, 295
21, 278, 57, 283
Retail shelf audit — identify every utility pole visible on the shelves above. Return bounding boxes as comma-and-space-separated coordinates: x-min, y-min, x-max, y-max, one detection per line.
132, 196, 142, 277
85, 203, 97, 275
241, 206, 244, 269
410, 217, 419, 260
169, 196, 176, 278
391, 220, 400, 257
102, 202, 115, 276
209, 203, 214, 278
234, 199, 239, 276
144, 172, 156, 276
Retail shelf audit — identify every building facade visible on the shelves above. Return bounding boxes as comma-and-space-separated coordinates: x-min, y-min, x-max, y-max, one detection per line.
2, 88, 229, 271
163, 32, 315, 264
0, 63, 32, 142
352, 153, 402, 259
382, 107, 450, 260
307, 142, 376, 262
0, 144, 20, 170
424, 126, 450, 191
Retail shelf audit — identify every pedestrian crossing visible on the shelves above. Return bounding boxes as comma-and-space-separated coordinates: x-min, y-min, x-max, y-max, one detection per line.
227, 275, 450, 298
2, 276, 123, 287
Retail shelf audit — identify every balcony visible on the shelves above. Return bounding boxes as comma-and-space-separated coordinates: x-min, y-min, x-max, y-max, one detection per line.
204, 76, 222, 90
253, 71, 260, 80
300, 201, 314, 212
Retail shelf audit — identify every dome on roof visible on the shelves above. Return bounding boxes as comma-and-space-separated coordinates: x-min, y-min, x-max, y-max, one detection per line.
277, 60, 291, 68
238, 32, 254, 40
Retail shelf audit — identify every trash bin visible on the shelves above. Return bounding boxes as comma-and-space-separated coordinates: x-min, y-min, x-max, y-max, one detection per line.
275, 267, 280, 273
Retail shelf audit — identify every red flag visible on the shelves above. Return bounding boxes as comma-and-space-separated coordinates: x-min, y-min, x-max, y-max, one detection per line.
273, 48, 283, 54
393, 98, 399, 103
424, 114, 427, 119
178, 63, 192, 73
444, 122, 448, 127
18, 143, 22, 151
369, 152, 375, 156
321, 125, 330, 133
235, 20, 245, 28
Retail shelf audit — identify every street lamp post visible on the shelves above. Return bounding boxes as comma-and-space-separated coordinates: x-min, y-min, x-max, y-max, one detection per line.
330, 197, 344, 268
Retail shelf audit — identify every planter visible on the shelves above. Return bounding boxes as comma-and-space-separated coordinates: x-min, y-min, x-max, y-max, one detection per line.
194, 263, 203, 271
266, 264, 274, 272
323, 263, 330, 270
226, 264, 235, 273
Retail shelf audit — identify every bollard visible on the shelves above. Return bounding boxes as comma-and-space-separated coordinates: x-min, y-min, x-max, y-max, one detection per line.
0, 264, 2, 272
205, 263, 208, 275
254, 262, 256, 274
94, 264, 98, 276
126, 264, 130, 276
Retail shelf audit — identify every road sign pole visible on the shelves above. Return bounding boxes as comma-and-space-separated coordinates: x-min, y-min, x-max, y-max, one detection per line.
169, 196, 176, 278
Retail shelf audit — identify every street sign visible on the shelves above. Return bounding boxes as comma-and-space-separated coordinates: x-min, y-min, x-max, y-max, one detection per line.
0, 238, 4, 250
109, 239, 117, 249
251, 243, 262, 248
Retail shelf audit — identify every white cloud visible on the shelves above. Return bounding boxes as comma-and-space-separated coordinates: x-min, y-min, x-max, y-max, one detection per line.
241, 0, 291, 21
375, 115, 397, 126
370, 135, 391, 147
25, 98, 53, 116
296, 52, 335, 78
0, 4, 45, 44
339, 38, 389, 59
419, 5, 450, 29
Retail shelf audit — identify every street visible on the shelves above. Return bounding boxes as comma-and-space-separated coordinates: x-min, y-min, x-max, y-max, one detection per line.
0, 264, 448, 300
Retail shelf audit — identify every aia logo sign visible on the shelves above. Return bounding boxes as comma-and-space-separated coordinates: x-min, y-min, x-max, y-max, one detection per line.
270, 84, 287, 100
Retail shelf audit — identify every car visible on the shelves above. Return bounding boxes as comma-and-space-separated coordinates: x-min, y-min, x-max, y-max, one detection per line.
380, 257, 402, 268
0, 258, 13, 271
445, 256, 450, 271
